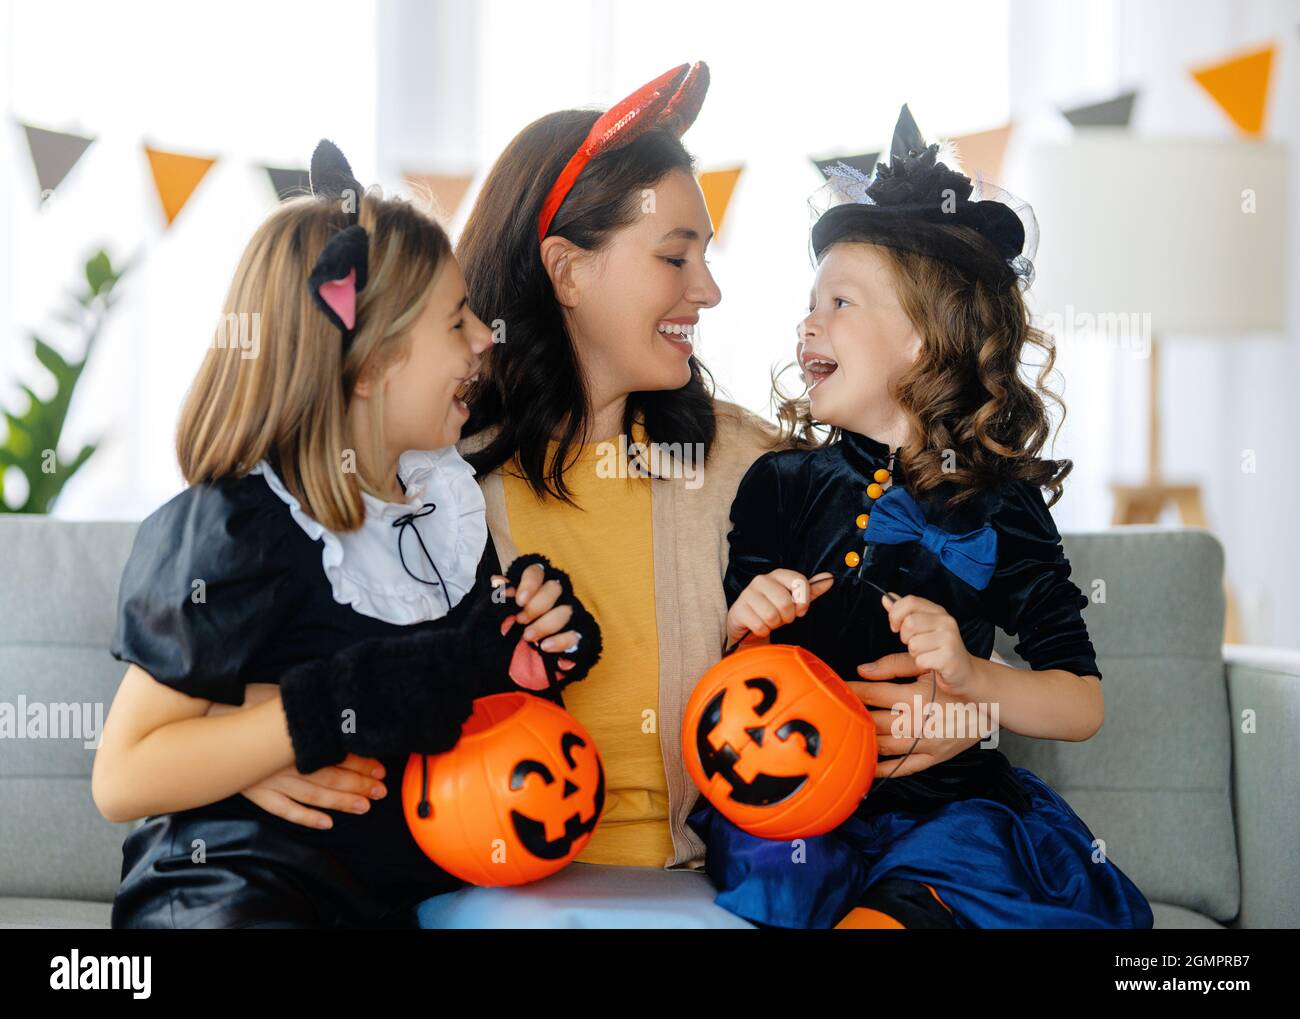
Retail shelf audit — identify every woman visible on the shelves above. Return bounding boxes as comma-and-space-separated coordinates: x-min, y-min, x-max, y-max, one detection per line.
450, 62, 776, 870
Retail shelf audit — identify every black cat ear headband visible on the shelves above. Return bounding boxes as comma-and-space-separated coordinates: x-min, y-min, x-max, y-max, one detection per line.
307, 139, 370, 348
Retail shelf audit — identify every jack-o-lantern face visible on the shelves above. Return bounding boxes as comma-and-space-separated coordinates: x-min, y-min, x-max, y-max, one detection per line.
683, 645, 877, 840
403, 693, 605, 885
510, 731, 605, 860
697, 677, 820, 806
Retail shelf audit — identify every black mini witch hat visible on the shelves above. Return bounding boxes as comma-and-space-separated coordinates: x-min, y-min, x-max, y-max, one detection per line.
809, 105, 1037, 289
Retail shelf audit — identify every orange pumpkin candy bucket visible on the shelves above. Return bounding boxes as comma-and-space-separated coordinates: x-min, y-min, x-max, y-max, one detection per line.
402, 692, 605, 886
682, 644, 877, 839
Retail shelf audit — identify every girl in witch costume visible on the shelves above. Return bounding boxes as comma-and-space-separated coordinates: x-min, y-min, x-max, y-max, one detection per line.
93, 140, 602, 929
686, 106, 1154, 929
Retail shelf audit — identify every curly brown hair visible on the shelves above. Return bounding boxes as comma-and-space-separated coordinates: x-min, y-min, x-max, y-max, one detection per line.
774, 233, 1072, 508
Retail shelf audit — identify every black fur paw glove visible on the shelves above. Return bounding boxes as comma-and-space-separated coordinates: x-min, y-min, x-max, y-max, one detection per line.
472, 552, 604, 695
279, 627, 480, 774
278, 555, 603, 773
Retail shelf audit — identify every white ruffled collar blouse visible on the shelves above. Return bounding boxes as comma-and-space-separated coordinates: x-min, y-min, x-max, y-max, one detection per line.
250, 447, 488, 626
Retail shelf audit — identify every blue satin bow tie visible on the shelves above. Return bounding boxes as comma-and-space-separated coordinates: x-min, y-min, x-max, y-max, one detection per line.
864, 486, 998, 591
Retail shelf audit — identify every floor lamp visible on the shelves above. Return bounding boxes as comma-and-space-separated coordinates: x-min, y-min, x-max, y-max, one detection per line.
1023, 133, 1288, 644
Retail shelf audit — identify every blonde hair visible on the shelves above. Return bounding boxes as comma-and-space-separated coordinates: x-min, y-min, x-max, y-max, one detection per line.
177, 192, 452, 530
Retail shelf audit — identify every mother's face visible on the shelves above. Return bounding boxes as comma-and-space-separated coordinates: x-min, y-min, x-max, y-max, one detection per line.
546, 169, 721, 396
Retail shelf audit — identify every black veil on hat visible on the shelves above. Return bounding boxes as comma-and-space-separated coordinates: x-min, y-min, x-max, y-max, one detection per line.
809, 105, 1038, 289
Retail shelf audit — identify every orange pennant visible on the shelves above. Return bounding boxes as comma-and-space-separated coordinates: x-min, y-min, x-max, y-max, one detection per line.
699, 166, 743, 242
403, 172, 474, 222
145, 146, 216, 226
1191, 44, 1275, 136
949, 123, 1012, 185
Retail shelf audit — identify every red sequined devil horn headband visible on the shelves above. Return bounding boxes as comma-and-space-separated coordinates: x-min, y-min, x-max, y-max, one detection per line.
536, 61, 710, 244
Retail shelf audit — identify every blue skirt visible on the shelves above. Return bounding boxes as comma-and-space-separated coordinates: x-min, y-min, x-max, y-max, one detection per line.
686, 766, 1154, 929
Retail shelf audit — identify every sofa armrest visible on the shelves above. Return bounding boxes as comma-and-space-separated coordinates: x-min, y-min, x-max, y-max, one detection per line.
1222, 644, 1300, 929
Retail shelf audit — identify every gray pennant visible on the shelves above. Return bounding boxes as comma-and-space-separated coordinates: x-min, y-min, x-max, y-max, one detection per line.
813, 151, 881, 180
23, 123, 95, 200
264, 165, 311, 201
1062, 91, 1137, 128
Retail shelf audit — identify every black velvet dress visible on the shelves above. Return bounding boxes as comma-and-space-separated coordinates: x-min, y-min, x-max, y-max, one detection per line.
686, 430, 1154, 929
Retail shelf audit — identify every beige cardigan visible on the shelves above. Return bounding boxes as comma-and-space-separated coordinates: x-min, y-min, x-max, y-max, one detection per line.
458, 401, 778, 870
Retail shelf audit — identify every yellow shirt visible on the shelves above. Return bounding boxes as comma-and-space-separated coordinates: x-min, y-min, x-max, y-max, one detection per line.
500, 424, 673, 867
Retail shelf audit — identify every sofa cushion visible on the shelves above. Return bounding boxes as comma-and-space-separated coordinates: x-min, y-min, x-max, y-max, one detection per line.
1150, 901, 1225, 929
0, 517, 140, 901
0, 896, 113, 929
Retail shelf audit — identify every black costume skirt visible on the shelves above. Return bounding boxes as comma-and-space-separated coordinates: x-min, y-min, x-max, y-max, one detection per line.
112, 806, 442, 930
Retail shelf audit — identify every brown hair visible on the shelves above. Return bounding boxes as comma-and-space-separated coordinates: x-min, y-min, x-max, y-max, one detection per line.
175, 191, 452, 530
775, 235, 1072, 507
457, 110, 717, 504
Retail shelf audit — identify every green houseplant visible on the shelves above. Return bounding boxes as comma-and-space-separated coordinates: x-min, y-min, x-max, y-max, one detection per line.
0, 249, 125, 513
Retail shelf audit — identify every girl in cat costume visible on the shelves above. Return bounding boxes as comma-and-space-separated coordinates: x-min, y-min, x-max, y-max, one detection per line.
96, 140, 602, 929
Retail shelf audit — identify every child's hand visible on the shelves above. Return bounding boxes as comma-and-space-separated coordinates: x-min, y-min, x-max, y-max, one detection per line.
874, 592, 977, 696
239, 754, 389, 829
212, 685, 389, 828
726, 570, 834, 648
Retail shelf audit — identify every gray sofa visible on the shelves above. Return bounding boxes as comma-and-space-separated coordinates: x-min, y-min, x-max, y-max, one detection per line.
0, 515, 1294, 928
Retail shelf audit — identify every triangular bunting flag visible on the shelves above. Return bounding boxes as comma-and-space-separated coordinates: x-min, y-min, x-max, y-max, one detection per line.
813, 152, 881, 180
21, 123, 95, 202
699, 166, 743, 242
145, 145, 216, 226
1191, 44, 1275, 136
403, 172, 474, 221
948, 123, 1013, 183
1061, 91, 1137, 128
264, 165, 311, 201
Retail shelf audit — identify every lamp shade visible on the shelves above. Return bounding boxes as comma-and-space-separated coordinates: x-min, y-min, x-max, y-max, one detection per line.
1022, 133, 1288, 336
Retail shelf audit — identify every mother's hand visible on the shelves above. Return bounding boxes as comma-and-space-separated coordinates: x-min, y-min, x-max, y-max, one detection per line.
206, 683, 388, 829
846, 652, 984, 780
